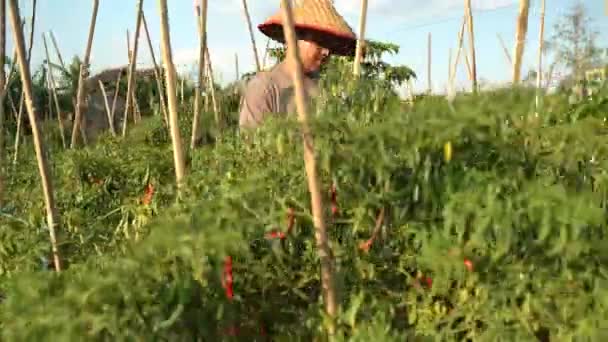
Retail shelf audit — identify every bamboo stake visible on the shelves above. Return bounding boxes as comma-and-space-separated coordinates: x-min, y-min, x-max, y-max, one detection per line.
13, 1, 36, 163
205, 46, 219, 127
279, 0, 337, 330
43, 34, 67, 148
461, 36, 473, 81
235, 53, 239, 82
191, 0, 207, 149
141, 11, 168, 126
8, 0, 61, 271
535, 0, 546, 110
0, 0, 5, 207
122, 0, 144, 137
512, 0, 530, 84
261, 37, 270, 70
98, 81, 116, 136
427, 32, 432, 93
49, 30, 65, 69
450, 16, 466, 83
70, 0, 99, 148
241, 0, 261, 72
353, 0, 368, 76
497, 33, 513, 66
157, 0, 186, 190
464, 0, 478, 91
109, 70, 122, 128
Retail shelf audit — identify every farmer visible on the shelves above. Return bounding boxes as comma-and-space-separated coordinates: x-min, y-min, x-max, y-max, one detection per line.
238, 0, 358, 129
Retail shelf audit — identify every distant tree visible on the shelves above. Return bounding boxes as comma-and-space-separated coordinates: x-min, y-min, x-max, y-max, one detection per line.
545, 2, 602, 80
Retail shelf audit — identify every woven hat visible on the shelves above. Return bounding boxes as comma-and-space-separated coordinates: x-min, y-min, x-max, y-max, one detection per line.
258, 0, 358, 57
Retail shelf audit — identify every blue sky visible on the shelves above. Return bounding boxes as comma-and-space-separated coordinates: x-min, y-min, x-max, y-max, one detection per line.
8, 0, 608, 94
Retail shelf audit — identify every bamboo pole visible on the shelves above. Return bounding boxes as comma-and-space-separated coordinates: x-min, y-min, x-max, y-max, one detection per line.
427, 32, 432, 93
141, 11, 168, 126
43, 34, 67, 148
353, 0, 368, 76
98, 81, 116, 136
241, 0, 261, 72
279, 0, 337, 331
464, 0, 478, 91
0, 0, 5, 207
157, 0, 186, 190
70, 0, 99, 148
13, 1, 36, 163
191, 0, 207, 149
235, 53, 239, 81
497, 33, 513, 66
512, 0, 530, 84
8, 0, 61, 271
535, 0, 546, 110
49, 30, 65, 69
122, 0, 144, 137
204, 46, 219, 127
109, 71, 121, 128
450, 17, 466, 83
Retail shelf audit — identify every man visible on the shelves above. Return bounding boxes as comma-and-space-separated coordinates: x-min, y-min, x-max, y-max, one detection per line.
239, 0, 358, 129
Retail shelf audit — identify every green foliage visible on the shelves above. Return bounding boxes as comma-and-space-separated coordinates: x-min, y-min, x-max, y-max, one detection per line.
2, 60, 608, 341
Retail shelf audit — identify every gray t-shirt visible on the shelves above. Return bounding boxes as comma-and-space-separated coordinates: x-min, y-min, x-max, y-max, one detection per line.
238, 61, 319, 129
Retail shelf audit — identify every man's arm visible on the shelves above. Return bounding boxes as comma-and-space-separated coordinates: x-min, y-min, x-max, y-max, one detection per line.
239, 75, 276, 129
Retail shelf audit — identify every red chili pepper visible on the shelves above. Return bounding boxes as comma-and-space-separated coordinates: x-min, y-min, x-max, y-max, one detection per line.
222, 256, 234, 301
330, 184, 339, 217
464, 258, 473, 272
359, 239, 373, 253
142, 183, 155, 205
266, 207, 295, 240
424, 276, 433, 288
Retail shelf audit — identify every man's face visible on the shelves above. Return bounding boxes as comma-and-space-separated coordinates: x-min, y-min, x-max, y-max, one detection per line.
297, 38, 330, 74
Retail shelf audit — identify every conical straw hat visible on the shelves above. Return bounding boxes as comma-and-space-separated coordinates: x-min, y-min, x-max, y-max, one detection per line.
258, 0, 358, 56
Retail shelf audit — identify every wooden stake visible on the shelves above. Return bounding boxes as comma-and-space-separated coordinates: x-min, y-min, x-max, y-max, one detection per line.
191, 0, 207, 149
241, 0, 261, 71
158, 0, 186, 190
427, 32, 432, 93
122, 0, 144, 137
450, 17, 466, 83
98, 81, 116, 136
353, 0, 368, 76
70, 0, 99, 148
512, 0, 530, 84
43, 34, 67, 147
279, 0, 337, 331
205, 46, 219, 127
497, 33, 513, 66
535, 0, 546, 110
8, 0, 61, 271
49, 30, 65, 69
464, 0, 478, 91
141, 11, 168, 126
0, 0, 5, 207
110, 70, 122, 128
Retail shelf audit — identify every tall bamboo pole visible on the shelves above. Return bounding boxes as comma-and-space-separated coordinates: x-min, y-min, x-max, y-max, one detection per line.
464, 0, 478, 91
157, 0, 186, 190
141, 11, 168, 126
8, 0, 61, 271
191, 0, 207, 149
49, 30, 65, 69
512, 0, 530, 84
427, 32, 432, 93
450, 17, 466, 83
70, 0, 99, 148
497, 33, 513, 66
122, 0, 144, 137
43, 34, 67, 148
353, 0, 368, 76
279, 0, 337, 331
535, 0, 546, 110
98, 81, 116, 136
109, 71, 121, 127
204, 46, 219, 127
241, 0, 261, 72
13, 0, 36, 163
0, 0, 5, 207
